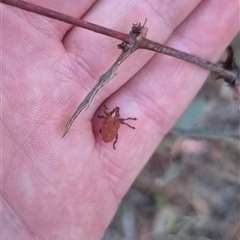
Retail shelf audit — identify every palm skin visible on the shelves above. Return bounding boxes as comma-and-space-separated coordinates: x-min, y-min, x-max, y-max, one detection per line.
2, 0, 238, 239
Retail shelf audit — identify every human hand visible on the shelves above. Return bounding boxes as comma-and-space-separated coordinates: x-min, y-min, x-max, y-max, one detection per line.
2, 0, 238, 239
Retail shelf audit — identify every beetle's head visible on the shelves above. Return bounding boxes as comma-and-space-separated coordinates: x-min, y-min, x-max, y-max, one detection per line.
111, 107, 120, 118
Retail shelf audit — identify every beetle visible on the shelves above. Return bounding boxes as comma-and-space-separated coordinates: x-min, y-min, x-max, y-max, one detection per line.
98, 105, 137, 150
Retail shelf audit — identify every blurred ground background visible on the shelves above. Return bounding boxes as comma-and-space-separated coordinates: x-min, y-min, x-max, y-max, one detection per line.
102, 34, 240, 240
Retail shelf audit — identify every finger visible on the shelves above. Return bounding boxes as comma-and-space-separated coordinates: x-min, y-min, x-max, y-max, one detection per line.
93, 0, 238, 194
134, 0, 239, 133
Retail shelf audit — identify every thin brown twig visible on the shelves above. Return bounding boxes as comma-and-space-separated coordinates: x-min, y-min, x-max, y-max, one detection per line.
1, 0, 238, 83
1, 0, 239, 135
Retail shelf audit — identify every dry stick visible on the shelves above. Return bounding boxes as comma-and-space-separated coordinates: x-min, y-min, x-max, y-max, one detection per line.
1, 0, 239, 134
1, 0, 238, 82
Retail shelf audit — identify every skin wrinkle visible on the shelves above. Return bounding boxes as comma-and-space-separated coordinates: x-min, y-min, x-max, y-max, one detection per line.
2, 199, 37, 239
98, 146, 130, 200
3, 124, 29, 161
23, 0, 98, 39
3, 182, 37, 239
99, 127, 142, 198
2, 150, 18, 189
70, 55, 99, 93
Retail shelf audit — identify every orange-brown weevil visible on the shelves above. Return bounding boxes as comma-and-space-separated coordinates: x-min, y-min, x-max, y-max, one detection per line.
98, 105, 137, 150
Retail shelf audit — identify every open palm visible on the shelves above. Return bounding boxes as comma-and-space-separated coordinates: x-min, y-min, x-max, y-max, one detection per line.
2, 0, 238, 239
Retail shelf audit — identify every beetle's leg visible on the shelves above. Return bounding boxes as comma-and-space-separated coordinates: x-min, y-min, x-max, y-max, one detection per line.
103, 105, 110, 116
120, 117, 137, 121
120, 119, 137, 129
99, 128, 102, 133
121, 122, 136, 129
113, 133, 118, 150
98, 115, 105, 118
